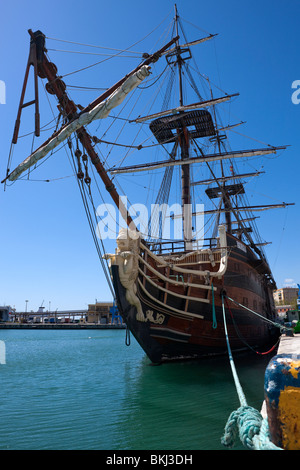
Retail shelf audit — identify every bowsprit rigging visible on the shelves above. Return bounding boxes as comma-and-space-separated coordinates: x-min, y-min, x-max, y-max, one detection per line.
3, 29, 179, 227
2, 6, 295, 363
66, 136, 115, 298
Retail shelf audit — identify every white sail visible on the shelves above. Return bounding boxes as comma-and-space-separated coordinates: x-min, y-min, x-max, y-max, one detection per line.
8, 65, 151, 182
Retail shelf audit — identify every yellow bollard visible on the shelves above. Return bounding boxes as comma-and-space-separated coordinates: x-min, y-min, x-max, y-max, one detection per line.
265, 354, 300, 450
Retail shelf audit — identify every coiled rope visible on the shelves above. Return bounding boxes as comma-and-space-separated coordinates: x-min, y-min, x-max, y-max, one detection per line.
220, 294, 283, 450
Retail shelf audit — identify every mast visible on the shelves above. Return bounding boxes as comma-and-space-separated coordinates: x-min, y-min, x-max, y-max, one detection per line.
207, 73, 234, 234
174, 5, 192, 248
29, 29, 136, 229
175, 5, 184, 109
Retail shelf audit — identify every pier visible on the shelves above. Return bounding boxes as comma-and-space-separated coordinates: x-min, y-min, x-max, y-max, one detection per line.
1, 302, 125, 328
277, 333, 300, 355
0, 323, 125, 329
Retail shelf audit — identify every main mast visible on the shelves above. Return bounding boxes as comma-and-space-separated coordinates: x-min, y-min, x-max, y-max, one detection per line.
174, 5, 193, 249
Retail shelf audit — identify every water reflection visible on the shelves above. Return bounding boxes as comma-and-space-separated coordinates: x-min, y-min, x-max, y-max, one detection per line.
0, 329, 272, 450
116, 348, 272, 450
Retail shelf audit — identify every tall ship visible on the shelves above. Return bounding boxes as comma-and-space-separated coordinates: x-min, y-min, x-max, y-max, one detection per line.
3, 7, 293, 363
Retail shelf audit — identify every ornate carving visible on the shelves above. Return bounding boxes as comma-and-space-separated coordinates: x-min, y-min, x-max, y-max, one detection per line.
104, 229, 146, 322
145, 310, 165, 324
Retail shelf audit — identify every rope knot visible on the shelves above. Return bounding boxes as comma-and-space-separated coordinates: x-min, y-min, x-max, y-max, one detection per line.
221, 405, 282, 450
221, 405, 262, 450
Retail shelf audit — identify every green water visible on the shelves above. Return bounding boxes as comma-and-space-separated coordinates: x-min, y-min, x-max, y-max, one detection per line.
0, 329, 270, 450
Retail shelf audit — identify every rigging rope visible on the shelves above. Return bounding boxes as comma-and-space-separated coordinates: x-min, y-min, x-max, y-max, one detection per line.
67, 139, 115, 298
48, 48, 141, 58
224, 297, 280, 355
46, 36, 143, 54
59, 10, 173, 79
225, 295, 285, 331
145, 65, 177, 242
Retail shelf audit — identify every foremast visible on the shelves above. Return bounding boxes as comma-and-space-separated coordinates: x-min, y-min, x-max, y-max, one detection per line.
2, 29, 179, 234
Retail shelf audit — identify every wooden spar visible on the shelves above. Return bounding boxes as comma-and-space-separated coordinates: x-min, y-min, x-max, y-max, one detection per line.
191, 171, 265, 186
231, 217, 259, 224
12, 32, 41, 144
131, 94, 239, 123
169, 202, 295, 217
217, 121, 246, 132
2, 30, 179, 231
196, 138, 291, 261
161, 33, 218, 55
178, 200, 294, 260
109, 146, 287, 174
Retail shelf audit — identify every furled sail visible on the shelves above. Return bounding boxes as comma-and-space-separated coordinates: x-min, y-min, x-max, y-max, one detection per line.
132, 94, 239, 123
109, 146, 286, 174
7, 65, 151, 182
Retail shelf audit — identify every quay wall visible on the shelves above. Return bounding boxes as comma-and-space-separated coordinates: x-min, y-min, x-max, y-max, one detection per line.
0, 323, 125, 330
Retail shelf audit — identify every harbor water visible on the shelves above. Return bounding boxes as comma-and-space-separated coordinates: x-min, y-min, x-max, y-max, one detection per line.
0, 329, 271, 450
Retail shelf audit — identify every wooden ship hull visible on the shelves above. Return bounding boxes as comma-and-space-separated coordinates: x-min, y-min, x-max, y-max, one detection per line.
109, 227, 279, 363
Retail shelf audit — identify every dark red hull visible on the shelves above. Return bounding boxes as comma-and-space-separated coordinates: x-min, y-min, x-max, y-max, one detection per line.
110, 232, 279, 363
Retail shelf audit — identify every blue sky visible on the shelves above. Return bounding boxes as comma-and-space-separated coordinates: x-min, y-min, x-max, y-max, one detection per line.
0, 0, 299, 312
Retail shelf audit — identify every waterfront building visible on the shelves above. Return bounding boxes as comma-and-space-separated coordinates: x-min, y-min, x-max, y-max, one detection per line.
273, 287, 298, 305
87, 302, 114, 324
0, 306, 13, 322
276, 305, 299, 323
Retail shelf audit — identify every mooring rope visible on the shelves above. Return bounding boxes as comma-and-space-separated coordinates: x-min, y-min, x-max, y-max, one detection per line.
211, 282, 217, 329
225, 295, 285, 332
220, 294, 283, 450
224, 296, 281, 356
